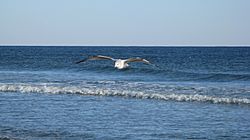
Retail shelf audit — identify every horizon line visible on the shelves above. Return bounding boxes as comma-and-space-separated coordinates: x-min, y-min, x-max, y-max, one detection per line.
1, 44, 250, 47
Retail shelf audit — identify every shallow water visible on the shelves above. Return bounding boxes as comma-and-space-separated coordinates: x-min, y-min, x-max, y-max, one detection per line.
1, 92, 250, 139
0, 46, 250, 139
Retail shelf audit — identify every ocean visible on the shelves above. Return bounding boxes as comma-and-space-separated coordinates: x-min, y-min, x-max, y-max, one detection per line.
0, 46, 250, 139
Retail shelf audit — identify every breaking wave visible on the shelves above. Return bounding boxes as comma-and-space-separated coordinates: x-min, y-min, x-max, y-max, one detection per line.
0, 84, 249, 105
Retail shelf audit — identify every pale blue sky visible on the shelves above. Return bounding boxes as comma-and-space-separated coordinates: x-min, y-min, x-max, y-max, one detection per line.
0, 0, 250, 46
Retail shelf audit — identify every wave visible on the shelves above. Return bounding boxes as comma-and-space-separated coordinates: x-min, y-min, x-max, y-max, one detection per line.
166, 69, 250, 82
76, 64, 250, 82
1, 67, 250, 83
0, 84, 249, 105
193, 73, 250, 82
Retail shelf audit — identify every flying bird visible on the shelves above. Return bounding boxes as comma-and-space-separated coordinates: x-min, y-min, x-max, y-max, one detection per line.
76, 55, 152, 69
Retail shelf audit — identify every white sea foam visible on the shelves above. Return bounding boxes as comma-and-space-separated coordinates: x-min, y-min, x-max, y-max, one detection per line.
0, 84, 250, 105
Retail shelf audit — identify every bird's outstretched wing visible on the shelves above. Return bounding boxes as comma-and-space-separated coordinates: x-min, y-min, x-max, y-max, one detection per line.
125, 57, 151, 65
76, 55, 116, 64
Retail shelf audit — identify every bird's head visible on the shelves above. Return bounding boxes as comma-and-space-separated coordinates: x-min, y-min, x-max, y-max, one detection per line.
114, 59, 122, 68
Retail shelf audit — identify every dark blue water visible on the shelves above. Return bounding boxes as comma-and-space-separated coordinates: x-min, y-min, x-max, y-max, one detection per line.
0, 46, 250, 139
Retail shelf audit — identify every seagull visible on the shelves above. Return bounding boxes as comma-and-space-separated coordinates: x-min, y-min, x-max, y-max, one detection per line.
76, 55, 152, 69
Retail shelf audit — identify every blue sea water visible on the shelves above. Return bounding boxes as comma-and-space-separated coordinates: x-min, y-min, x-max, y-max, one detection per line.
0, 46, 250, 139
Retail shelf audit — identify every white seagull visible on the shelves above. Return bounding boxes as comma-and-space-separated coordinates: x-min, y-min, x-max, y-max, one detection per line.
76, 55, 152, 69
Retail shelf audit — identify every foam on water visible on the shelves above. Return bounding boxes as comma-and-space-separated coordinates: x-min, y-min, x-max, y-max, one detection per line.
0, 84, 249, 105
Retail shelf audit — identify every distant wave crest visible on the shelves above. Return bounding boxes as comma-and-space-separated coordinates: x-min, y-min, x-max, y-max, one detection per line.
0, 84, 249, 105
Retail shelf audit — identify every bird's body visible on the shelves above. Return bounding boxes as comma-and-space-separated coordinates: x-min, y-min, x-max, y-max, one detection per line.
114, 59, 129, 69
76, 55, 151, 70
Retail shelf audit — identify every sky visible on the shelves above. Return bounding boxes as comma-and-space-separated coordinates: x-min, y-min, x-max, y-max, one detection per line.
0, 0, 250, 46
